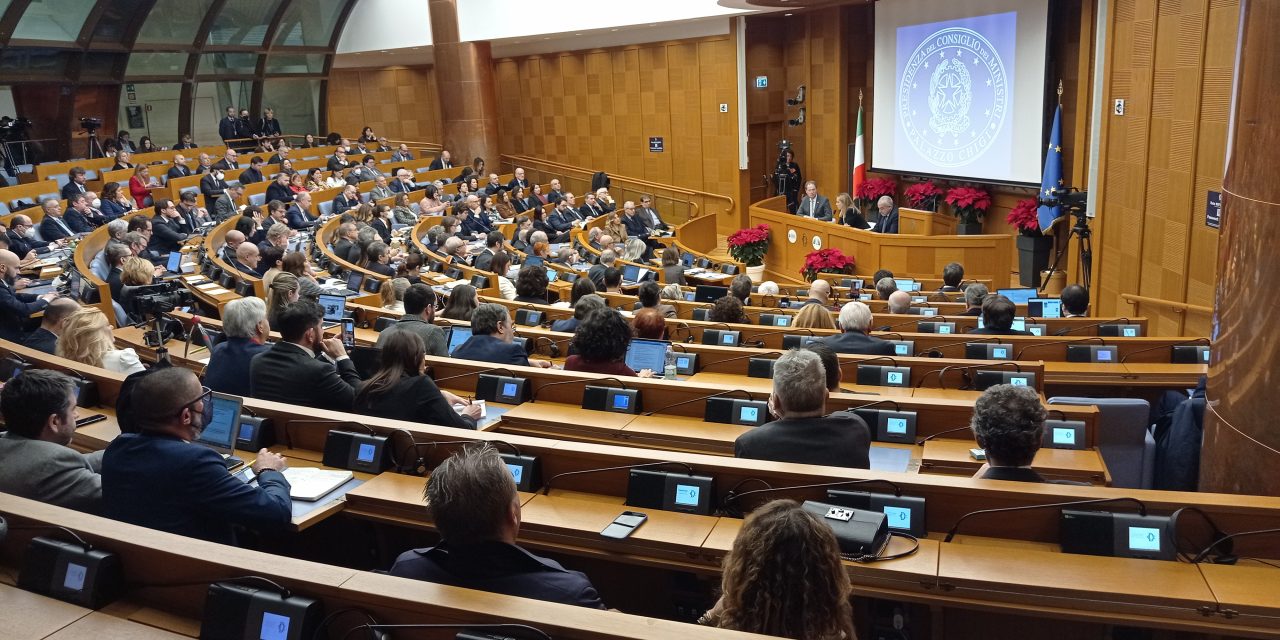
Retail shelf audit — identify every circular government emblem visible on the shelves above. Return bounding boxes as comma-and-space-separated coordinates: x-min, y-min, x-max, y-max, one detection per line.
787, 229, 797, 244
811, 235, 822, 250
898, 26, 1008, 167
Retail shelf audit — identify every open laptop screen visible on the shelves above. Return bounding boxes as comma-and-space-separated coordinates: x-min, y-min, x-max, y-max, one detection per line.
997, 288, 1037, 305
447, 326, 473, 354
197, 392, 242, 451
346, 271, 365, 293
625, 338, 669, 373
318, 294, 346, 323
166, 251, 183, 273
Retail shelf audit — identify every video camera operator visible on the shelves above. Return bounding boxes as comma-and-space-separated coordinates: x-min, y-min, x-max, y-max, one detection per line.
772, 141, 802, 213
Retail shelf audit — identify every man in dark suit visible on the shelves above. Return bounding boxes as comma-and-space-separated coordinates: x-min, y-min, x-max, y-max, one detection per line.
969, 384, 1080, 483
390, 445, 605, 608
970, 295, 1033, 336
637, 195, 667, 231
395, 144, 417, 163
1061, 284, 1089, 317
451, 303, 553, 368
102, 367, 292, 545
940, 262, 965, 292
821, 301, 896, 356
875, 196, 900, 234
426, 149, 450, 170
331, 222, 358, 261
546, 178, 564, 205
218, 106, 240, 145
199, 168, 230, 202
286, 193, 316, 230
621, 200, 658, 259
230, 242, 262, 277
799, 279, 833, 309
507, 167, 529, 192
60, 167, 89, 200
147, 199, 189, 256
389, 169, 417, 193
211, 149, 239, 172
578, 193, 604, 219
332, 184, 361, 214
482, 173, 504, 196
0, 369, 104, 513
348, 155, 381, 184
238, 156, 266, 185
472, 232, 503, 272
734, 349, 871, 469
166, 154, 193, 181
65, 193, 106, 231
21, 297, 77, 355
327, 148, 350, 173
6, 214, 62, 259
37, 199, 79, 241
265, 171, 293, 204
250, 299, 363, 412
795, 180, 833, 221
205, 297, 271, 397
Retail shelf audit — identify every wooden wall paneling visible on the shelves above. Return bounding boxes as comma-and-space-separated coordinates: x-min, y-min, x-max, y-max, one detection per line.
585, 50, 617, 183
696, 37, 739, 229
612, 49, 644, 181
637, 46, 672, 186
562, 53, 589, 167
545, 54, 572, 161
668, 41, 703, 214
846, 3, 874, 196
326, 66, 440, 146
782, 18, 808, 175
494, 60, 518, 154
803, 7, 846, 200
745, 17, 788, 204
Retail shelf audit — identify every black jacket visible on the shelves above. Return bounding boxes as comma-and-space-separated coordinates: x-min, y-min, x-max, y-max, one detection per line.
20, 326, 57, 354
265, 182, 293, 204
353, 374, 477, 430
249, 342, 362, 412
147, 215, 188, 255
0, 279, 47, 341
734, 414, 871, 469
820, 330, 896, 356
390, 540, 604, 609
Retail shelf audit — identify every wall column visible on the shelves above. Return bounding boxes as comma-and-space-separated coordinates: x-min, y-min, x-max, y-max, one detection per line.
1200, 0, 1280, 495
427, 0, 499, 166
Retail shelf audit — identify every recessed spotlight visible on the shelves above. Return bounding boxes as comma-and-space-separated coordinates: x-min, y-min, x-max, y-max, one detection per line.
611, 28, 618, 32
784, 12, 793, 16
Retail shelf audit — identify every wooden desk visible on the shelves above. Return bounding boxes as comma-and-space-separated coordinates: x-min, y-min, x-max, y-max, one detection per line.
0, 583, 92, 640
45, 611, 189, 639
342, 471, 537, 529
1197, 562, 1280, 633
919, 439, 1111, 485
498, 402, 639, 446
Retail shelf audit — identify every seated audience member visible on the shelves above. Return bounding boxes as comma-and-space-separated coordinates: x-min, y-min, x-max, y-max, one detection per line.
117, 256, 157, 322
791, 302, 837, 330
1060, 284, 1089, 317
875, 276, 898, 301
728, 274, 752, 304
232, 242, 263, 277
265, 273, 300, 332
104, 243, 133, 300
0, 369, 104, 512
803, 342, 842, 393
362, 242, 396, 277
871, 269, 894, 287
8, 214, 65, 259
249, 299, 362, 411
56, 307, 145, 374
376, 283, 448, 357
441, 284, 478, 321
941, 262, 965, 291
356, 332, 480, 429
757, 281, 780, 296
822, 301, 894, 356
22, 297, 77, 354
102, 367, 292, 544
148, 199, 189, 255
887, 290, 912, 314
638, 280, 675, 318
734, 349, 871, 468
451, 303, 552, 368
707, 295, 750, 325
38, 199, 79, 242
389, 445, 605, 608
801, 279, 832, 308
204, 297, 270, 397
565, 308, 655, 377
633, 307, 667, 340
970, 384, 1073, 483
551, 282, 602, 333
513, 264, 550, 305
960, 283, 989, 316
381, 277, 409, 312
661, 249, 686, 285
700, 499, 855, 639
971, 295, 1032, 335
588, 250, 616, 288
836, 192, 870, 229
489, 251, 516, 300
473, 231, 503, 272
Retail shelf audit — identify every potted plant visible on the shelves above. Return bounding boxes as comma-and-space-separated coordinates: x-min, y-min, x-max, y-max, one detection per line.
727, 223, 770, 282
854, 177, 898, 221
903, 181, 944, 212
944, 185, 992, 234
801, 247, 856, 283
1007, 197, 1054, 287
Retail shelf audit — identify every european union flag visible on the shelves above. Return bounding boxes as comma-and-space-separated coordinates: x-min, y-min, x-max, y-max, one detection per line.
1038, 104, 1064, 233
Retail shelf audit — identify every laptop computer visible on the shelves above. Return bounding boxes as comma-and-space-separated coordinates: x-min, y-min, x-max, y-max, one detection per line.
622, 264, 651, 284
318, 293, 347, 328
197, 392, 244, 469
447, 325, 473, 354
694, 285, 728, 303
163, 251, 184, 275
997, 288, 1037, 305
1028, 298, 1062, 318
625, 338, 669, 374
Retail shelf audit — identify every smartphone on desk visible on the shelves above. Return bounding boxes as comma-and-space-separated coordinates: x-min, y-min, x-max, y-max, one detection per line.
75, 414, 107, 428
601, 511, 648, 540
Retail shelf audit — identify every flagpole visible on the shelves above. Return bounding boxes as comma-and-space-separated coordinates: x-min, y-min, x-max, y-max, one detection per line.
1057, 79, 1063, 106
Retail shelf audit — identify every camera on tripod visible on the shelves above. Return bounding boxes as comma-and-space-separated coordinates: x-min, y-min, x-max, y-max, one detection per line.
79, 117, 102, 132
1038, 187, 1088, 214
127, 281, 194, 316
0, 116, 31, 141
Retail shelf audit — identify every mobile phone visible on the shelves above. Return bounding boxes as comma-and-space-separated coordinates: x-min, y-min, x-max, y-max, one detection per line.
341, 318, 356, 348
600, 511, 648, 540
969, 448, 987, 461
75, 414, 107, 428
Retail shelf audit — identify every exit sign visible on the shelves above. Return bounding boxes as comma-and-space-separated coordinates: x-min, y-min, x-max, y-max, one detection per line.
755, 76, 768, 88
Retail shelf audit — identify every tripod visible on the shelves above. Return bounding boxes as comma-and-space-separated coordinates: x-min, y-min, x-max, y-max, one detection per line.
1039, 208, 1092, 298
86, 129, 105, 160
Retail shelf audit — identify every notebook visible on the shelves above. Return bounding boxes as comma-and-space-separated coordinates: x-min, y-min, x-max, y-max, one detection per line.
280, 467, 355, 502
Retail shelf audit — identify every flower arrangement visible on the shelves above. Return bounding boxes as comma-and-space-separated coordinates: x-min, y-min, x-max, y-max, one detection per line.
903, 181, 944, 211
727, 223, 770, 267
944, 186, 992, 225
1006, 198, 1041, 236
801, 248, 856, 282
854, 177, 898, 208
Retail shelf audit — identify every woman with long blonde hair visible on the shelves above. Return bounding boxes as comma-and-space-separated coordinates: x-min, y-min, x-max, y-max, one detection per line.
791, 302, 837, 330
56, 307, 146, 374
266, 272, 300, 332
701, 499, 856, 639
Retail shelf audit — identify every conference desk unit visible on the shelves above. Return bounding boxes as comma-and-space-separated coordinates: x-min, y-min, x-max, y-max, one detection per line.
748, 195, 1015, 289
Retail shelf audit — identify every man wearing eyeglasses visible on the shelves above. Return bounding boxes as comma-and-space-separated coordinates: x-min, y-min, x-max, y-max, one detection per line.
101, 367, 292, 545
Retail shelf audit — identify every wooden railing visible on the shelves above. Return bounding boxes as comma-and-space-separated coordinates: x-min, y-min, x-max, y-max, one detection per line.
1121, 293, 1213, 316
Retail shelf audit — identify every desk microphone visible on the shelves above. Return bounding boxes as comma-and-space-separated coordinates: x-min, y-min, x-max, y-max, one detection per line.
699, 351, 782, 372
722, 478, 903, 516
944, 497, 1147, 542
840, 355, 898, 370
540, 460, 693, 495
917, 336, 998, 358
1119, 337, 1210, 363
1191, 527, 1280, 564
1055, 318, 1131, 336
533, 335, 569, 358
530, 376, 627, 402
846, 399, 902, 413
876, 318, 925, 332
926, 360, 1023, 390
432, 366, 516, 385
1014, 336, 1104, 360
915, 425, 973, 446
642, 388, 754, 416
745, 327, 812, 348
672, 322, 695, 343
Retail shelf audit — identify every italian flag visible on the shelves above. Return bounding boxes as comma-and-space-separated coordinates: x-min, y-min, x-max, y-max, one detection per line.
852, 105, 866, 195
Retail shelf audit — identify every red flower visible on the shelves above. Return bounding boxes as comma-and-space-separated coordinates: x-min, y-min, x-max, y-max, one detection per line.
727, 224, 770, 248
1006, 198, 1040, 233
903, 182, 943, 209
855, 177, 897, 203
944, 186, 992, 224
801, 248, 856, 281
727, 224, 770, 267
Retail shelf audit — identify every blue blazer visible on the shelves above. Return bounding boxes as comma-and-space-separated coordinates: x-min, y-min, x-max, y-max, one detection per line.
450, 334, 530, 367
101, 432, 292, 545
204, 337, 271, 397
622, 213, 650, 238
38, 215, 75, 242
285, 205, 315, 230
0, 280, 47, 341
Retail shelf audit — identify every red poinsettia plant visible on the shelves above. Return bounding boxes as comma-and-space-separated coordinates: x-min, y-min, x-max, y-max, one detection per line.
727, 224, 770, 267
1006, 198, 1041, 236
903, 181, 944, 211
944, 186, 992, 224
801, 248, 856, 282
854, 177, 898, 206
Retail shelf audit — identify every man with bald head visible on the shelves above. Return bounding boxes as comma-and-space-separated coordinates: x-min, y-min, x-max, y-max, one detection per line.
801, 279, 833, 309
222, 230, 245, 264
22, 297, 78, 354
887, 290, 912, 314
6, 214, 64, 259
0, 249, 56, 340
232, 242, 261, 277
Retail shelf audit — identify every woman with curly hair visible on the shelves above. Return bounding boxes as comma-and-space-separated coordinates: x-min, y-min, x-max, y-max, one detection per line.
707, 295, 750, 325
700, 499, 856, 640
791, 302, 837, 330
565, 307, 654, 377
56, 307, 146, 375
513, 264, 548, 305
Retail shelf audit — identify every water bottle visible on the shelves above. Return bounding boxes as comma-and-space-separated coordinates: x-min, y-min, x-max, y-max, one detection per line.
664, 345, 677, 380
